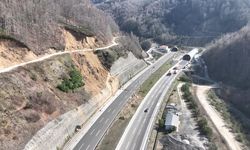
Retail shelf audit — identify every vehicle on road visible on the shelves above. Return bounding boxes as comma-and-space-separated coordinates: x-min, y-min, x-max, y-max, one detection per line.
144, 108, 149, 113
166, 72, 171, 76
173, 66, 178, 70
75, 125, 81, 132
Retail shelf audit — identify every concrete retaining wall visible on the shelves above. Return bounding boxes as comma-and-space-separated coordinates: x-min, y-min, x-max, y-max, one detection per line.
24, 52, 147, 150
24, 87, 111, 150
110, 52, 147, 85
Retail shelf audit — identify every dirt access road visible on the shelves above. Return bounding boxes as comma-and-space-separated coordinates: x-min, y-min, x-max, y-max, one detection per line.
0, 37, 119, 73
194, 84, 242, 150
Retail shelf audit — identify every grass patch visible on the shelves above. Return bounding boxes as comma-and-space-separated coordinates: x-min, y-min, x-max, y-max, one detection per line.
178, 74, 191, 83
139, 61, 172, 97
64, 25, 94, 37
151, 52, 162, 60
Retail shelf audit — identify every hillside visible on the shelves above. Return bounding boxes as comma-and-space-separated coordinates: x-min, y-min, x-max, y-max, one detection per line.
202, 26, 250, 144
203, 26, 250, 90
203, 26, 250, 116
0, 0, 147, 149
93, 0, 250, 46
0, 0, 118, 54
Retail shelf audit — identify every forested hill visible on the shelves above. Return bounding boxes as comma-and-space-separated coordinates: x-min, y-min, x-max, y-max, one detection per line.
93, 0, 250, 46
0, 0, 119, 54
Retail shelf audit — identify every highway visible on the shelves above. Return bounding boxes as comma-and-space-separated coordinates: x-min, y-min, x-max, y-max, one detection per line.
116, 60, 189, 150
73, 52, 177, 150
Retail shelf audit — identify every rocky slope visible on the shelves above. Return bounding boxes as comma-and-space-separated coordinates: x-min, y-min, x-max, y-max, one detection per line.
93, 0, 250, 46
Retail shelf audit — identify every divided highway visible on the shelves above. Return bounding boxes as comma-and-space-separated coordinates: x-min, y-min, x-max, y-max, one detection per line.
73, 52, 177, 150
116, 60, 189, 150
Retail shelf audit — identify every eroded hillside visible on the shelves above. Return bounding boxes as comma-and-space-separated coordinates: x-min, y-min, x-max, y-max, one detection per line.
0, 51, 106, 149
0, 0, 147, 149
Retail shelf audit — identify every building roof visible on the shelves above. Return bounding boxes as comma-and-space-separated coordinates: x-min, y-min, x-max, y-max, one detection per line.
159, 45, 168, 48
165, 112, 179, 127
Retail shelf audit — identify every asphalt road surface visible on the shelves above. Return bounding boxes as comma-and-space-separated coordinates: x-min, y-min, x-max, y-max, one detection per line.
73, 52, 177, 150
116, 60, 189, 150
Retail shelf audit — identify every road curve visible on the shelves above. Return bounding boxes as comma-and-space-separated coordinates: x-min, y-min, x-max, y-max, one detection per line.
72, 52, 177, 150
0, 37, 118, 73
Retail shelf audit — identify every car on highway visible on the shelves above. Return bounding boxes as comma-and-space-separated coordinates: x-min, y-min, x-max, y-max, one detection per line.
75, 125, 81, 132
144, 108, 149, 113
166, 72, 171, 76
173, 66, 178, 70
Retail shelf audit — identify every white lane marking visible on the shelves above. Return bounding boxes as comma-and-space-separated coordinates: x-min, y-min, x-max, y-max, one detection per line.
90, 128, 96, 135
79, 142, 85, 150
105, 119, 109, 124
125, 142, 130, 150
132, 128, 136, 135
107, 108, 111, 112
132, 143, 136, 150
99, 117, 104, 123
86, 145, 90, 150
138, 127, 143, 134
143, 117, 147, 124
96, 130, 101, 137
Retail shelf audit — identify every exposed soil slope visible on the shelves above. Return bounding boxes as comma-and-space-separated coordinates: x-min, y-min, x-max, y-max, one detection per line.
0, 51, 112, 150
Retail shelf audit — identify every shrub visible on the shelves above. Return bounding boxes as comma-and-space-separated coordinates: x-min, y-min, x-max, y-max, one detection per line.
140, 40, 151, 51
198, 118, 212, 138
181, 83, 213, 139
30, 73, 37, 81
158, 119, 165, 129
119, 116, 125, 120
179, 75, 191, 83
57, 68, 84, 92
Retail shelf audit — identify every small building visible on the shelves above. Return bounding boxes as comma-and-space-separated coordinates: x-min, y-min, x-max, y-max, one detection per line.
165, 112, 180, 132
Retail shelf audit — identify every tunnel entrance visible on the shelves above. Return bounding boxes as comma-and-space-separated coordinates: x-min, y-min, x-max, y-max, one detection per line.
183, 55, 191, 61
